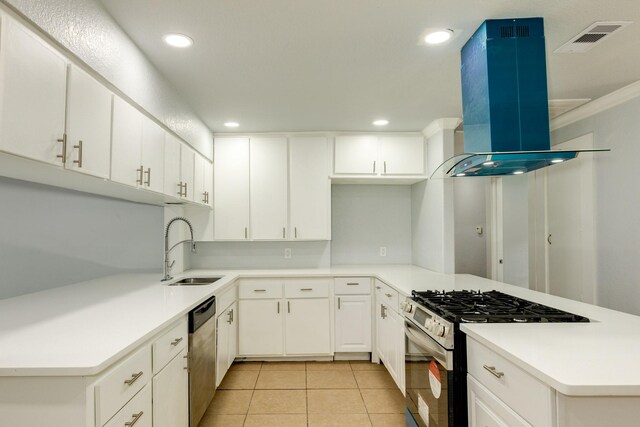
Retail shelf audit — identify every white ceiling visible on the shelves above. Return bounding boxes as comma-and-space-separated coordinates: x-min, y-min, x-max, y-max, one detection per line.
99, 0, 640, 133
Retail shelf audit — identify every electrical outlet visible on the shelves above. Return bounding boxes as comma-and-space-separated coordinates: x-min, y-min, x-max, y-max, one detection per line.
379, 246, 387, 257
284, 248, 292, 259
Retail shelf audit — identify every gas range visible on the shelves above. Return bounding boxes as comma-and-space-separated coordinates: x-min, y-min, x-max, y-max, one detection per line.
401, 289, 589, 350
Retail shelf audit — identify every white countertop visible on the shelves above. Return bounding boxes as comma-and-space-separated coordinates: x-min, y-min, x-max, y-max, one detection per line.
1, 265, 639, 396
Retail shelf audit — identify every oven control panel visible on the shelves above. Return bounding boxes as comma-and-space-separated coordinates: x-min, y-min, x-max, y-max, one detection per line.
402, 298, 454, 349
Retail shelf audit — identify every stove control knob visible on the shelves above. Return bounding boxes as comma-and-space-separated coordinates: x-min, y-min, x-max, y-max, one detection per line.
436, 325, 446, 337
400, 301, 412, 312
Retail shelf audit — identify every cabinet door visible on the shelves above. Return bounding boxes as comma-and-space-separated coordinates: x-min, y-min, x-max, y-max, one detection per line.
164, 133, 182, 197
194, 154, 206, 205
390, 307, 406, 391
65, 65, 112, 178
335, 295, 371, 352
141, 117, 165, 193
180, 144, 195, 201
238, 299, 283, 356
285, 298, 331, 355
111, 97, 143, 186
334, 136, 379, 175
250, 137, 288, 240
204, 160, 214, 208
216, 309, 230, 387
153, 349, 189, 427
379, 135, 425, 175
467, 375, 532, 427
228, 302, 238, 367
214, 137, 250, 240
0, 16, 67, 165
290, 137, 330, 240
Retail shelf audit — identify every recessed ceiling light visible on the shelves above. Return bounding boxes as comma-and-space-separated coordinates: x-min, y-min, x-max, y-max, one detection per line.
224, 122, 239, 128
483, 161, 495, 166
513, 170, 525, 175
373, 119, 389, 126
551, 159, 564, 163
163, 33, 193, 48
456, 173, 466, 177
425, 29, 453, 45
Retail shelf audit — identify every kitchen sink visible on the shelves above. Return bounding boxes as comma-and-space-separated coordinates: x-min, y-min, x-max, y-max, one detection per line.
168, 277, 223, 286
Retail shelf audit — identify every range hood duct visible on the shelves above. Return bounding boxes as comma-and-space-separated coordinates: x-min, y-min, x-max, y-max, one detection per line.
434, 18, 608, 178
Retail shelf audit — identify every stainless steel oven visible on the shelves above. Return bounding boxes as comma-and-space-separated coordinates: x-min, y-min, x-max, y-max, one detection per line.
405, 319, 456, 427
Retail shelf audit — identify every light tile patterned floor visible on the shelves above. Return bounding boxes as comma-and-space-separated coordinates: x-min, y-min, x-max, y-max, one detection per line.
198, 361, 406, 427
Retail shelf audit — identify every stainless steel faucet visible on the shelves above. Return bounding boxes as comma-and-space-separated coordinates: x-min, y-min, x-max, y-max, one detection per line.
163, 217, 197, 281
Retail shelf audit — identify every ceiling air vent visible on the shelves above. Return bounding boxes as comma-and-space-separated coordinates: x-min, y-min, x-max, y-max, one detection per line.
555, 21, 632, 53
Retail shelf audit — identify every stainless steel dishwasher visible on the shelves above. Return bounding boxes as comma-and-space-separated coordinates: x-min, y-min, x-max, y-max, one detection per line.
188, 296, 216, 427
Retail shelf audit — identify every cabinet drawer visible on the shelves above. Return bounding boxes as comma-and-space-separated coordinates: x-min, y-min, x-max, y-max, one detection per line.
95, 345, 152, 427
375, 280, 399, 312
467, 338, 553, 427
335, 277, 371, 295
239, 279, 283, 299
284, 279, 330, 298
103, 383, 152, 427
152, 318, 188, 374
217, 284, 238, 312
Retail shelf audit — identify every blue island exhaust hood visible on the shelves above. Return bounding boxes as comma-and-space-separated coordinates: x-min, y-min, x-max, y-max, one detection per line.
435, 18, 608, 178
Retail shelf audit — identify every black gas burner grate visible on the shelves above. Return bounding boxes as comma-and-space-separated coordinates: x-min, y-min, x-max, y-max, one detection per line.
411, 290, 589, 323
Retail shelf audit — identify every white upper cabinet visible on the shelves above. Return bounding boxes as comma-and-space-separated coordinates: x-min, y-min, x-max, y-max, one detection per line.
111, 96, 143, 187
250, 137, 288, 240
141, 118, 165, 193
164, 133, 182, 197
65, 65, 113, 178
0, 15, 67, 165
194, 154, 213, 207
379, 135, 425, 175
180, 144, 195, 201
333, 134, 426, 180
214, 137, 250, 240
334, 136, 379, 175
289, 137, 331, 240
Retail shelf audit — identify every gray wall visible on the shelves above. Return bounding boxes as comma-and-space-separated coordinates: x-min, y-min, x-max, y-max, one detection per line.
189, 241, 330, 270
331, 185, 412, 265
1, 0, 212, 158
551, 96, 640, 315
0, 178, 163, 299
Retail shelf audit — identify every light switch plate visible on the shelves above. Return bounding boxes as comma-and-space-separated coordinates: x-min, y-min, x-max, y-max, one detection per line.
379, 246, 387, 257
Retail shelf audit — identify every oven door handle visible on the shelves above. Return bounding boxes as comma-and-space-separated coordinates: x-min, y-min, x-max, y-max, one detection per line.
405, 321, 453, 370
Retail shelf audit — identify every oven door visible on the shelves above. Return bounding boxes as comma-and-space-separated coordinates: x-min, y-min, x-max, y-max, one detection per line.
405, 319, 454, 427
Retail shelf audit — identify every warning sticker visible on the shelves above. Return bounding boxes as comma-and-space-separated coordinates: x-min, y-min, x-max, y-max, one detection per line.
428, 361, 442, 399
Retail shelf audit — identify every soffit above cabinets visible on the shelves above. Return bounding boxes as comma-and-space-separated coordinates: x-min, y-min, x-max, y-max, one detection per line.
99, 0, 640, 132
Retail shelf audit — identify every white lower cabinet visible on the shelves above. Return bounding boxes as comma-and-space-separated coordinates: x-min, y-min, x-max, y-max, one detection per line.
238, 279, 332, 357
285, 298, 331, 355
334, 277, 372, 353
375, 282, 405, 392
467, 375, 531, 427
152, 349, 188, 427
216, 301, 238, 386
104, 383, 152, 427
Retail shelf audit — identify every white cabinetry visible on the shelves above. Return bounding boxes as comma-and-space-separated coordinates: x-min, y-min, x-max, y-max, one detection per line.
333, 135, 425, 181
194, 154, 213, 207
214, 137, 250, 240
65, 65, 112, 178
334, 278, 372, 353
180, 144, 195, 201
250, 137, 288, 240
0, 14, 67, 165
238, 279, 332, 357
468, 375, 531, 427
216, 300, 238, 387
153, 348, 188, 427
375, 280, 405, 391
289, 137, 331, 240
141, 118, 165, 193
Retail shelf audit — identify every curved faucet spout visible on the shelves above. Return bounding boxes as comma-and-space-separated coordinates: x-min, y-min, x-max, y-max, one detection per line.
163, 217, 196, 281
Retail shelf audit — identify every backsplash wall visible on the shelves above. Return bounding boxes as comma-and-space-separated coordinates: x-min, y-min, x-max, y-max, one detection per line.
0, 178, 163, 299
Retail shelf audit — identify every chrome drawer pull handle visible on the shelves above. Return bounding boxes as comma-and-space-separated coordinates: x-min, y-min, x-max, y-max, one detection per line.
254, 289, 266, 292
123, 371, 143, 385
57, 134, 67, 163
73, 140, 83, 167
483, 365, 505, 379
300, 288, 313, 291
376, 286, 381, 290
144, 168, 151, 186
170, 337, 183, 346
125, 411, 144, 426
136, 166, 144, 185
346, 282, 359, 286
385, 293, 393, 298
